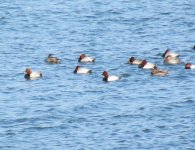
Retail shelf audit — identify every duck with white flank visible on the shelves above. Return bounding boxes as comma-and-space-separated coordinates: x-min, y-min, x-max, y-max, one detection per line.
128, 57, 142, 65
74, 66, 92, 74
164, 56, 181, 64
45, 54, 61, 63
151, 68, 168, 76
162, 49, 180, 58
24, 68, 42, 79
78, 54, 95, 63
102, 71, 121, 82
138, 60, 156, 69
185, 63, 195, 69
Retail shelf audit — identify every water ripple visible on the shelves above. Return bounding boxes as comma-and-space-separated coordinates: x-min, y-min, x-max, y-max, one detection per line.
0, 0, 195, 149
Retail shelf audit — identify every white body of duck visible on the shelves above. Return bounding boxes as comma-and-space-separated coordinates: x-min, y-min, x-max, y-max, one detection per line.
162, 49, 180, 58
129, 57, 142, 65
138, 60, 156, 69
25, 68, 42, 79
164, 56, 181, 64
102, 71, 120, 82
151, 68, 168, 76
78, 54, 95, 63
185, 63, 195, 69
45, 54, 61, 63
74, 66, 92, 74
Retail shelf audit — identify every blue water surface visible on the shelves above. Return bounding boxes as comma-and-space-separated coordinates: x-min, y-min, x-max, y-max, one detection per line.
0, 0, 195, 149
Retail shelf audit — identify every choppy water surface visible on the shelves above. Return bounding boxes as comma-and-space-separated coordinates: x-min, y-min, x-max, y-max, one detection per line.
0, 0, 195, 149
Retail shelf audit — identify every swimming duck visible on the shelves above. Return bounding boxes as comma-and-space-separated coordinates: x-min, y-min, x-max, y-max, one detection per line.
24, 68, 42, 79
138, 60, 156, 69
74, 66, 92, 74
185, 63, 195, 69
151, 68, 168, 76
102, 71, 121, 82
164, 56, 181, 64
78, 54, 95, 63
128, 57, 142, 65
162, 49, 180, 58
193, 45, 195, 50
45, 54, 61, 63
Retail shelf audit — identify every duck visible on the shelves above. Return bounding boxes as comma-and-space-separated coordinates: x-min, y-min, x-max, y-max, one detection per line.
162, 49, 180, 58
151, 68, 168, 76
185, 63, 195, 69
45, 54, 61, 63
73, 65, 92, 74
102, 71, 121, 82
164, 56, 181, 64
24, 68, 42, 79
128, 57, 142, 65
138, 60, 156, 69
78, 54, 95, 63
193, 45, 195, 50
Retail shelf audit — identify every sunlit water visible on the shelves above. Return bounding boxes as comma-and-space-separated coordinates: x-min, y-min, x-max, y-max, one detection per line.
0, 0, 195, 149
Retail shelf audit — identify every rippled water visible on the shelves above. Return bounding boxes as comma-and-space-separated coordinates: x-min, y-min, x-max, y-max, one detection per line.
0, 0, 195, 149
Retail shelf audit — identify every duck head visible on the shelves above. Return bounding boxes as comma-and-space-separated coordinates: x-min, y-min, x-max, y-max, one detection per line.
129, 57, 135, 63
78, 54, 86, 62
151, 67, 158, 73
185, 63, 191, 69
138, 59, 147, 68
25, 68, 32, 75
102, 71, 109, 78
48, 54, 54, 57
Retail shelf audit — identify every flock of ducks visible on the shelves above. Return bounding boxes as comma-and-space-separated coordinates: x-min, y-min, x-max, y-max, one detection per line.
25, 47, 195, 82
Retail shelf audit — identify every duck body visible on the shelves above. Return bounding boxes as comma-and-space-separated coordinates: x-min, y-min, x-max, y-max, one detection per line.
74, 66, 92, 74
78, 54, 95, 63
129, 57, 142, 65
151, 68, 168, 76
102, 71, 120, 82
143, 62, 156, 69
138, 60, 156, 69
45, 54, 61, 63
24, 68, 42, 79
162, 49, 180, 58
164, 56, 181, 64
103, 75, 121, 82
185, 63, 195, 69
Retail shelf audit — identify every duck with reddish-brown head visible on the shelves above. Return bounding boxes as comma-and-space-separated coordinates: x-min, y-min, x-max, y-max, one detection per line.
102, 71, 121, 82
78, 54, 95, 63
24, 68, 42, 79
185, 63, 195, 69
138, 59, 156, 69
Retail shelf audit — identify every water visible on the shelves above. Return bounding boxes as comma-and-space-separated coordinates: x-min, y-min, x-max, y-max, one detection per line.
0, 0, 195, 149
